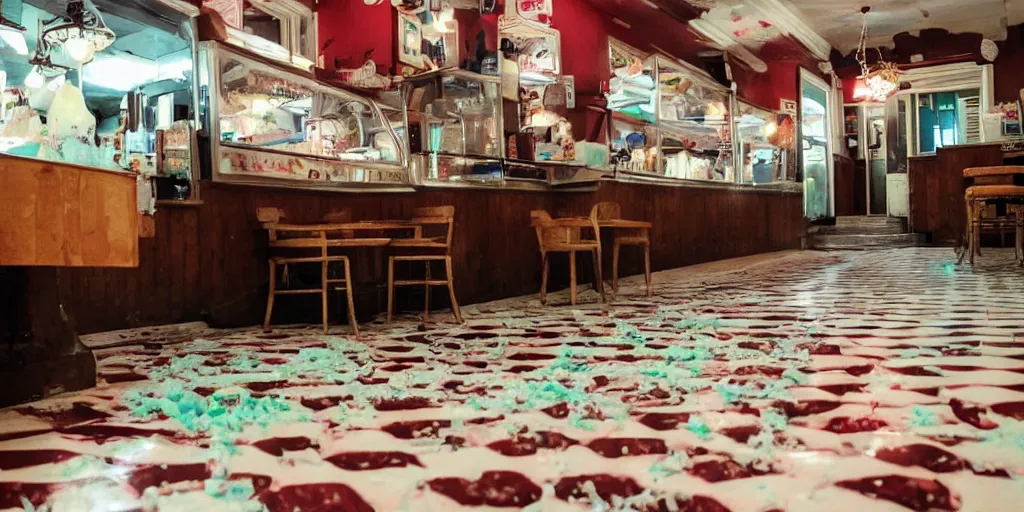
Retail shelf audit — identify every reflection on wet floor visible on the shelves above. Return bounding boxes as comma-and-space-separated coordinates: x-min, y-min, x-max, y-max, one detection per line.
1, 248, 1023, 511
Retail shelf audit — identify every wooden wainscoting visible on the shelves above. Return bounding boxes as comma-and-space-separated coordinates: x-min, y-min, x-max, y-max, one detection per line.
908, 144, 1005, 244
65, 180, 803, 334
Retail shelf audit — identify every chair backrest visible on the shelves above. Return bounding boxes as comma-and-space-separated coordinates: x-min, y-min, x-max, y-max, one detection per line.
590, 202, 621, 221
530, 209, 598, 252
257, 207, 285, 225
414, 205, 456, 251
963, 166, 1024, 178
323, 209, 352, 223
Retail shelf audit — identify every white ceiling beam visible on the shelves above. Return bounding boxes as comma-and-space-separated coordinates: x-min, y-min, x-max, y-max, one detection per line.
689, 17, 768, 73
745, 0, 832, 61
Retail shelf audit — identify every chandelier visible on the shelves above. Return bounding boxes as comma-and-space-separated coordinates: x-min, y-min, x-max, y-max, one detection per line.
41, 0, 114, 65
854, 6, 900, 102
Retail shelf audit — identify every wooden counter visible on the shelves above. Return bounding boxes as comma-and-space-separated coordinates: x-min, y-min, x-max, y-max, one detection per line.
908, 143, 1005, 244
0, 156, 139, 406
59, 179, 804, 335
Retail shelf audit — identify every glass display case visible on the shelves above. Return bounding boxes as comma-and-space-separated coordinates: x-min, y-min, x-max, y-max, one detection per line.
736, 102, 783, 184
198, 42, 408, 189
0, 0, 197, 207
606, 45, 735, 182
401, 68, 504, 185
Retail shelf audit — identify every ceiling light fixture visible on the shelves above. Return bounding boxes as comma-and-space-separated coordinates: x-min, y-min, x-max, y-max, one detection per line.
854, 6, 900, 102
40, 0, 115, 66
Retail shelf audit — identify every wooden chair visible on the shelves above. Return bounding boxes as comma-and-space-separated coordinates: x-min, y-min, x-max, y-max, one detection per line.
959, 166, 1024, 266
260, 207, 358, 335
387, 206, 462, 324
530, 210, 605, 306
591, 202, 651, 296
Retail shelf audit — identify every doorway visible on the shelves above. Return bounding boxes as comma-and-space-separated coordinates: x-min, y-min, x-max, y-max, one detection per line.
864, 105, 887, 215
799, 69, 833, 220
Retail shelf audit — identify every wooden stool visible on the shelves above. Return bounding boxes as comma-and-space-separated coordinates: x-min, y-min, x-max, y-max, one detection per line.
959, 166, 1024, 266
387, 206, 463, 324
259, 208, 358, 335
590, 202, 652, 296
530, 210, 605, 306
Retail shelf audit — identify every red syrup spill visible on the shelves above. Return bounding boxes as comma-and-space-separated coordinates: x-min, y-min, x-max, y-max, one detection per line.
261, 357, 289, 365
720, 425, 761, 443
0, 481, 62, 509
373, 397, 435, 411
15, 402, 111, 427
818, 383, 867, 396
542, 402, 570, 419
231, 473, 273, 494
836, 475, 960, 511
949, 399, 998, 430
300, 395, 353, 411
646, 496, 730, 512
506, 365, 539, 373
325, 451, 423, 470
507, 352, 557, 361
390, 356, 426, 364
380, 363, 413, 372
843, 364, 875, 376
825, 416, 888, 433
378, 345, 415, 353
638, 412, 691, 431
776, 400, 841, 418
259, 483, 374, 512
554, 474, 644, 503
102, 372, 149, 383
990, 401, 1024, 420
381, 419, 451, 439
245, 380, 289, 392
585, 437, 670, 458
252, 436, 314, 456
733, 366, 785, 377
688, 459, 772, 482
126, 461, 206, 490
427, 470, 542, 507
0, 450, 80, 470
455, 332, 500, 341
873, 444, 964, 473
56, 424, 180, 443
487, 431, 579, 456
0, 429, 53, 442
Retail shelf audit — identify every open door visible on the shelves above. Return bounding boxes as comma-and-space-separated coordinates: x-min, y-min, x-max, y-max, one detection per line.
799, 69, 833, 220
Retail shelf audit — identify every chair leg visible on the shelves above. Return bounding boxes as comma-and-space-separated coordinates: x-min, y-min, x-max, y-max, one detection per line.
423, 261, 432, 323
321, 260, 330, 334
611, 241, 620, 292
958, 197, 971, 264
593, 249, 605, 303
387, 256, 395, 323
569, 251, 577, 306
973, 201, 982, 261
540, 253, 549, 305
1015, 206, 1024, 266
644, 243, 652, 297
445, 256, 463, 323
263, 260, 276, 332
343, 258, 358, 337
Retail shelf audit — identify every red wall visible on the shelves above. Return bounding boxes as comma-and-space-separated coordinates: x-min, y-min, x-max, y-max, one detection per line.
994, 24, 1024, 104
316, 0, 396, 73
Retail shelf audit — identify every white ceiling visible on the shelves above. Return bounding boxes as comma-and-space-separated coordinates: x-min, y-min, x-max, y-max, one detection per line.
786, 0, 1024, 53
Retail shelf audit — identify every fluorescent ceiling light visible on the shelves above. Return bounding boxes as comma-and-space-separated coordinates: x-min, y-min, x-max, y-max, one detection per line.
83, 52, 157, 91
0, 28, 27, 55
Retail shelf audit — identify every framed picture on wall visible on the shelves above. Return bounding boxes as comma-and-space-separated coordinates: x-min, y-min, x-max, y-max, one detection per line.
780, 99, 797, 116
398, 13, 423, 67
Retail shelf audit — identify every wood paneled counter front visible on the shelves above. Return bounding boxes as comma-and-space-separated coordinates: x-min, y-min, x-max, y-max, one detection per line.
0, 155, 139, 406
908, 143, 1007, 244
59, 178, 804, 335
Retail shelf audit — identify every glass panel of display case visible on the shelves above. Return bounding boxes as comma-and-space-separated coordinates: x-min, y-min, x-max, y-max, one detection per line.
610, 115, 658, 173
217, 53, 400, 164
607, 40, 655, 124
0, 0, 194, 181
656, 62, 730, 124
661, 122, 732, 181
405, 70, 501, 160
736, 102, 782, 184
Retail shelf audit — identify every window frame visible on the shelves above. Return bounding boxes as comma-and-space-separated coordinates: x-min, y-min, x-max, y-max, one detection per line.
246, 0, 316, 62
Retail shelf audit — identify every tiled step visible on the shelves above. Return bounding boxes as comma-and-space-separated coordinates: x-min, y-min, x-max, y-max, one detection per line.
809, 233, 927, 250
815, 216, 908, 236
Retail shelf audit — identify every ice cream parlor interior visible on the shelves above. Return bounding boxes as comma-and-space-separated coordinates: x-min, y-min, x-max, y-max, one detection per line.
0, 0, 196, 207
